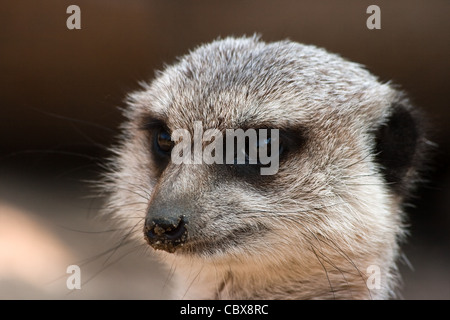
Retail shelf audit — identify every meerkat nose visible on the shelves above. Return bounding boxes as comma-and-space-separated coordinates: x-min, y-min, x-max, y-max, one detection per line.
144, 215, 187, 253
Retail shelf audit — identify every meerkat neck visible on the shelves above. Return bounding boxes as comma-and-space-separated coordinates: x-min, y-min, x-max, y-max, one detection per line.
170, 258, 385, 300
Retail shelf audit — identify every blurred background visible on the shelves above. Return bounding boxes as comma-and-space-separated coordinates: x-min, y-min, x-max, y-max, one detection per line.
0, 0, 448, 299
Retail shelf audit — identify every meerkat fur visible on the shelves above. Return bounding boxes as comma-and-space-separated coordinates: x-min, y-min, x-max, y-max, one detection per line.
101, 35, 427, 300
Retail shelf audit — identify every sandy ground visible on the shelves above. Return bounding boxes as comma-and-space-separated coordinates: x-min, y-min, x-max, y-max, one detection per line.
0, 166, 448, 300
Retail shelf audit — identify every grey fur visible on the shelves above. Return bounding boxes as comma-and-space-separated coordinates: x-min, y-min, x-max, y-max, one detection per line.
101, 35, 426, 299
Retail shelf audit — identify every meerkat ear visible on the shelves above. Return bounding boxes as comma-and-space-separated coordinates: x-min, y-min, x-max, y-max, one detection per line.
373, 98, 426, 197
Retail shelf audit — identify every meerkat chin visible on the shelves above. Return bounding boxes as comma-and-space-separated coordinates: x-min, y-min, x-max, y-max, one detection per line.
102, 36, 427, 300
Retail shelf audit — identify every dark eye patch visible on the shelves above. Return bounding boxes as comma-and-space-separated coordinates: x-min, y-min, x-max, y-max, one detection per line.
227, 126, 306, 179
278, 127, 306, 154
139, 115, 308, 180
140, 116, 173, 171
227, 129, 284, 165
154, 128, 174, 156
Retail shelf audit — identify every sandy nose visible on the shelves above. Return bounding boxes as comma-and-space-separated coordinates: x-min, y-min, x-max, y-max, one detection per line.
144, 215, 187, 253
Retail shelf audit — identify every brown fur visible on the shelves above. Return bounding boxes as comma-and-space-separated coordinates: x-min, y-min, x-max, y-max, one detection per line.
101, 36, 427, 299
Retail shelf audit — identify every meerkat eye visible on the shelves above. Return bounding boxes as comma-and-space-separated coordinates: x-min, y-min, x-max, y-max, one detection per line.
154, 129, 173, 155
240, 130, 284, 165
255, 136, 284, 158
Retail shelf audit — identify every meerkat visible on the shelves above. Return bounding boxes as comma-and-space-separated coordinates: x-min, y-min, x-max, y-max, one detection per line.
101, 35, 427, 300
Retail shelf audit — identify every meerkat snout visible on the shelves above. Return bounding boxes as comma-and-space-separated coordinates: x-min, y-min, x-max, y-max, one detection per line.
102, 35, 428, 299
144, 195, 189, 252
144, 215, 187, 253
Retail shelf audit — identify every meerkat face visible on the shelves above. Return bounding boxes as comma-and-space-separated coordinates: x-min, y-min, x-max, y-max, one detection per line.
103, 36, 425, 299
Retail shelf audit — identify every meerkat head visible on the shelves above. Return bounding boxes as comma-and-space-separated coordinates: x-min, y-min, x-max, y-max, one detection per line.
103, 36, 426, 299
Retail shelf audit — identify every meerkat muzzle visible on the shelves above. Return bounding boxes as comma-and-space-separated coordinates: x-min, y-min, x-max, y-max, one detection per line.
144, 215, 188, 253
